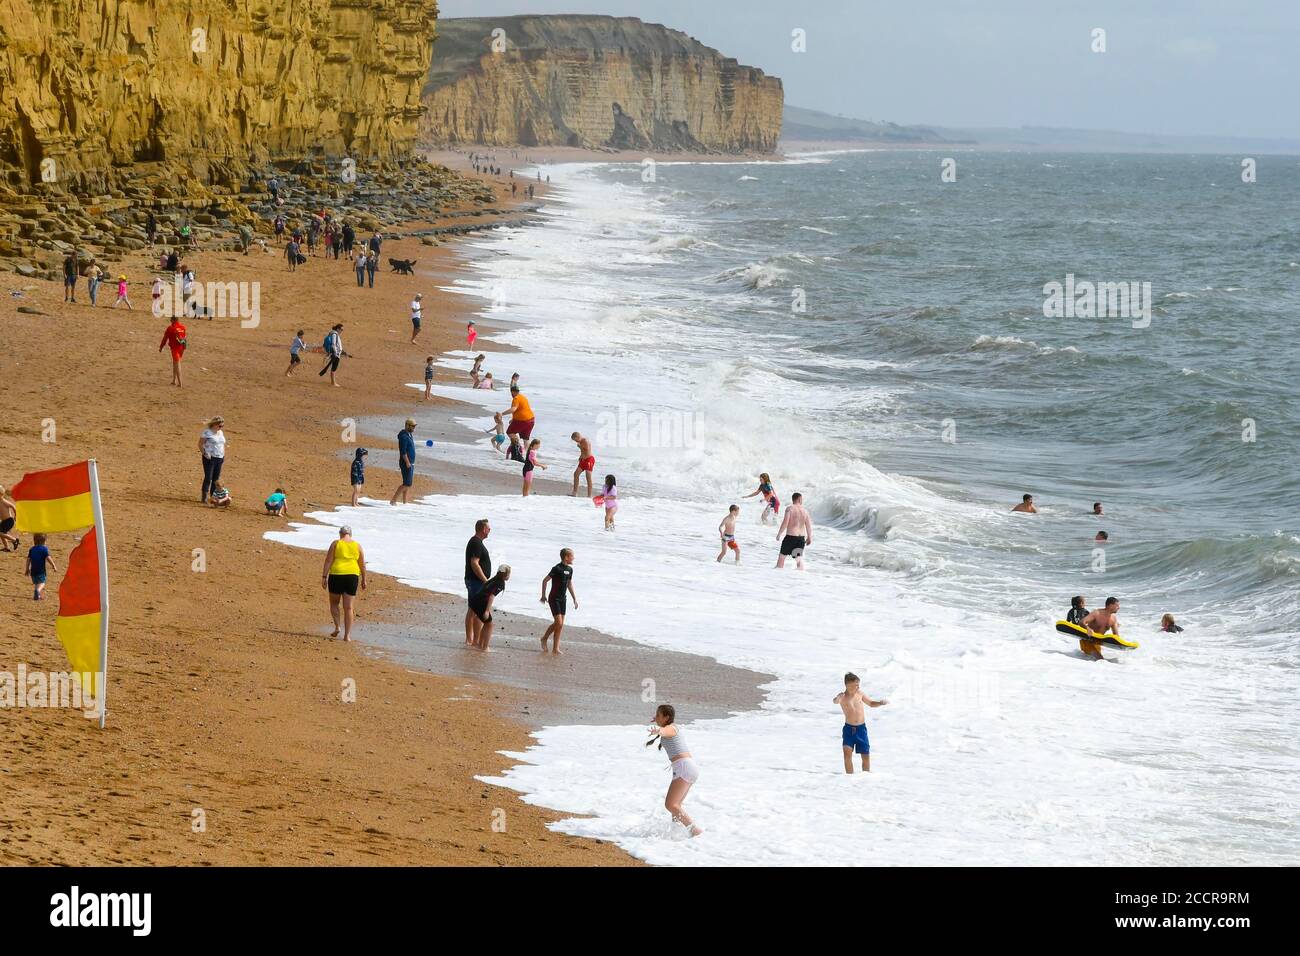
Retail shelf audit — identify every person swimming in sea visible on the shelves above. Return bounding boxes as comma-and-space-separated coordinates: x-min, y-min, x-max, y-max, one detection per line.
1012, 493, 1038, 514
1161, 613, 1184, 633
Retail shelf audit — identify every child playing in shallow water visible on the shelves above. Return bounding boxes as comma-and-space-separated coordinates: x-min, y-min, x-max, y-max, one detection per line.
717, 504, 740, 563
834, 672, 888, 773
486, 412, 507, 453
743, 473, 780, 524
521, 438, 545, 496
506, 432, 525, 463
423, 356, 435, 401
601, 474, 618, 530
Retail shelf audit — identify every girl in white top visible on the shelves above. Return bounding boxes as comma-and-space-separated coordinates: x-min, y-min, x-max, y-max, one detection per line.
647, 704, 702, 837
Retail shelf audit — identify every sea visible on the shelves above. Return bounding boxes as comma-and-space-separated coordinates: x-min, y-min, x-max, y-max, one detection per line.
269, 149, 1300, 865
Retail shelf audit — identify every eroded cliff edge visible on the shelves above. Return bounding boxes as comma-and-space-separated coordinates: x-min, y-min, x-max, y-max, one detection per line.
420, 15, 783, 153
0, 0, 439, 192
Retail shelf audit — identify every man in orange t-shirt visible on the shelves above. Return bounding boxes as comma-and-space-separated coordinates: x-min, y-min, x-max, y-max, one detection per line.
159, 316, 188, 387
505, 385, 535, 440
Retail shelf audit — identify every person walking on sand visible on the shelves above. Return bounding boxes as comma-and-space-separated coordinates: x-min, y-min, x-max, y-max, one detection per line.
539, 548, 577, 654
342, 221, 355, 260
776, 491, 813, 569
569, 432, 595, 497
389, 419, 418, 505
647, 704, 702, 837
113, 274, 132, 309
85, 262, 103, 306
322, 525, 366, 642
63, 250, 78, 303
350, 447, 367, 506
365, 246, 378, 288
504, 384, 536, 441
285, 329, 306, 376
355, 251, 367, 287
0, 485, 19, 552
835, 672, 888, 773
159, 314, 187, 387
470, 566, 511, 651
410, 293, 424, 344
717, 505, 741, 563
318, 323, 346, 387
198, 416, 226, 503
25, 533, 58, 601
285, 237, 299, 272
464, 519, 492, 646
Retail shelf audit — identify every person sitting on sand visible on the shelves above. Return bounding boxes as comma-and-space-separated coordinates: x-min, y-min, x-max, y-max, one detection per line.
1066, 595, 1089, 626
1012, 493, 1037, 514
570, 432, 595, 497
264, 488, 290, 517
835, 672, 888, 774
470, 565, 510, 652
486, 413, 507, 453
1161, 613, 1184, 634
539, 548, 577, 654
743, 473, 779, 524
647, 704, 702, 837
475, 372, 495, 390
209, 481, 232, 508
717, 505, 741, 563
0, 485, 20, 552
322, 525, 366, 642
1078, 597, 1122, 660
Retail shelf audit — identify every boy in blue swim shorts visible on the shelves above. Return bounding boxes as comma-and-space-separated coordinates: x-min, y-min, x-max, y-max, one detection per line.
834, 672, 888, 773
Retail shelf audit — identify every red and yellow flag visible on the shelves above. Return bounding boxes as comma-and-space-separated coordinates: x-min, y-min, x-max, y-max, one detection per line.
56, 527, 104, 698
11, 461, 95, 533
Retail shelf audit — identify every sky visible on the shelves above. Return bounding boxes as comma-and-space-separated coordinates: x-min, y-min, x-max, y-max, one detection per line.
436, 0, 1300, 139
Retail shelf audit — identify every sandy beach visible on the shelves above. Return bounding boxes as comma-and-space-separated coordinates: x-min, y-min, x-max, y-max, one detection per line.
0, 158, 768, 865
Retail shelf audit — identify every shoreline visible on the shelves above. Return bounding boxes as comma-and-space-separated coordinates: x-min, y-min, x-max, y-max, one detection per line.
0, 165, 648, 865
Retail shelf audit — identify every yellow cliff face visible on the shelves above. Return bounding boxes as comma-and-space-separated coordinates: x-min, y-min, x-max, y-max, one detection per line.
420, 16, 783, 154
0, 0, 439, 191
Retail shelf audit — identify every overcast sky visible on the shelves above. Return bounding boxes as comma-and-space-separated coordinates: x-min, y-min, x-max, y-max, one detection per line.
437, 0, 1299, 139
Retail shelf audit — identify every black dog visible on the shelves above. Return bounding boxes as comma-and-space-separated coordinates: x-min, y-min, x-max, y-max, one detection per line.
389, 257, 417, 274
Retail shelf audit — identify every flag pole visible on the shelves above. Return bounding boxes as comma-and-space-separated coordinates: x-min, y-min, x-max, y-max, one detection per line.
87, 459, 109, 729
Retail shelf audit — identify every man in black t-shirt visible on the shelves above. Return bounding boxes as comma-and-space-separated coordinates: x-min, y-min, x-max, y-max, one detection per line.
464, 518, 491, 645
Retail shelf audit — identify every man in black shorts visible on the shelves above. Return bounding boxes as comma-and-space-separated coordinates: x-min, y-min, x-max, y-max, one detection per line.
539, 548, 577, 654
464, 518, 491, 645
775, 491, 814, 570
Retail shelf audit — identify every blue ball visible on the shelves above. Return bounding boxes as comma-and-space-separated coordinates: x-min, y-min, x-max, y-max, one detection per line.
425, 439, 434, 447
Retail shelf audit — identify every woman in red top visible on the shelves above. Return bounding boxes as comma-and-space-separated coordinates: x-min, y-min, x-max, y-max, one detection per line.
159, 316, 187, 387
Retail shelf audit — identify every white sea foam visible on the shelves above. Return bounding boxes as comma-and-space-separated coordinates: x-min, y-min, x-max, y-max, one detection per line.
267, 161, 1299, 866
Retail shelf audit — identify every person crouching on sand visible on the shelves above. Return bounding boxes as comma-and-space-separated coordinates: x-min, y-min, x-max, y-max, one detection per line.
322, 526, 366, 642
470, 565, 510, 651
522, 438, 545, 496
717, 505, 741, 563
647, 704, 702, 837
835, 672, 888, 773
264, 487, 290, 517
540, 548, 577, 654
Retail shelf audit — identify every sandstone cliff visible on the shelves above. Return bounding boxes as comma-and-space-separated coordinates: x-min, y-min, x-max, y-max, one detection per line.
0, 0, 440, 194
420, 16, 782, 154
